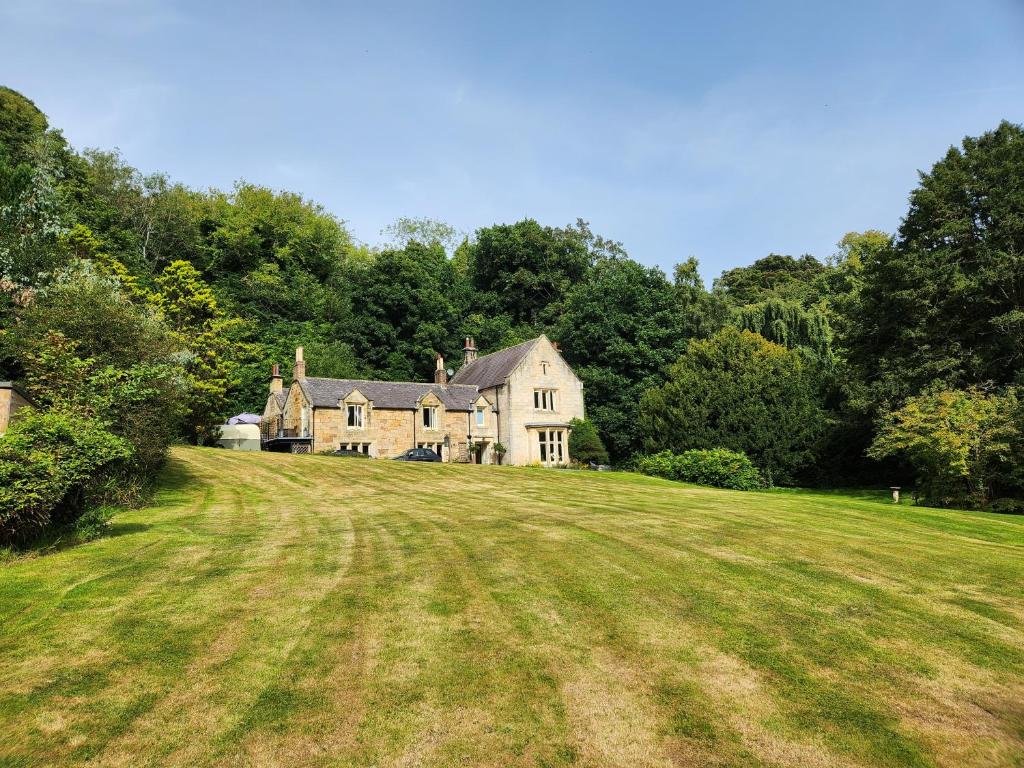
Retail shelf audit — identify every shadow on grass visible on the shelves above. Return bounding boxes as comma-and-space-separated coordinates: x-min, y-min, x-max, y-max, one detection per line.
766, 486, 916, 506
1, 455, 194, 564
155, 456, 200, 494
107, 522, 152, 538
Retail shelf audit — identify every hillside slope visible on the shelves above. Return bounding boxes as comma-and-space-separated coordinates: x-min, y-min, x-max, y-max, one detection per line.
1, 448, 1023, 767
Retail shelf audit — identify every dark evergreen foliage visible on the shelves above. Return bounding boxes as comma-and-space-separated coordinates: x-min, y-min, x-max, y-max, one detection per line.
639, 328, 828, 485
567, 418, 609, 465
844, 121, 1024, 407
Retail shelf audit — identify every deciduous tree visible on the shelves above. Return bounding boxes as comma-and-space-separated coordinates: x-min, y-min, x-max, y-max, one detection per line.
868, 387, 1022, 507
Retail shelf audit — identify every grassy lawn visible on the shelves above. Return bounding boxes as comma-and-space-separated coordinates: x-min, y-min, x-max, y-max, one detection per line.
1, 447, 1023, 767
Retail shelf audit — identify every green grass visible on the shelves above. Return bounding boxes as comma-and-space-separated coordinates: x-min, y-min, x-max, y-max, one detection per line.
1, 447, 1023, 767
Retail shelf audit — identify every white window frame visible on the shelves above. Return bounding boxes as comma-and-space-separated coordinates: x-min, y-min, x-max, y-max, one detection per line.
533, 389, 557, 412
342, 441, 372, 455
422, 406, 438, 430
538, 429, 565, 466
347, 403, 364, 428
475, 406, 486, 427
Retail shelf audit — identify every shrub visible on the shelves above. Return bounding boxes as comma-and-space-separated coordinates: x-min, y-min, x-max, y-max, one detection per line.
634, 449, 763, 490
989, 498, 1024, 515
5, 264, 189, 476
633, 451, 676, 480
0, 410, 131, 544
568, 418, 609, 465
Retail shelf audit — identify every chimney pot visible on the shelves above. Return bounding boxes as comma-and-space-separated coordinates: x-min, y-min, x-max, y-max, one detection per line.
270, 363, 283, 395
434, 353, 448, 385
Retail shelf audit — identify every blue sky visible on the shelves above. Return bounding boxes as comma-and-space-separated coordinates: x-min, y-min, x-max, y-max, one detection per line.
2, 1, 1022, 281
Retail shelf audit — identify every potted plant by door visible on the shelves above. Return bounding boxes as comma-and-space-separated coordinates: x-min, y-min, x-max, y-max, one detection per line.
493, 442, 507, 465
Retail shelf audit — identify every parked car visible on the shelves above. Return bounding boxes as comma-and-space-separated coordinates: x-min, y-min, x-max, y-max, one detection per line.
393, 448, 442, 462
328, 448, 371, 458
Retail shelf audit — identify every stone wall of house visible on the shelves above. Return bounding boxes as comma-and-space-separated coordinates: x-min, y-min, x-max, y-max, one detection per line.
0, 388, 11, 436
309, 402, 498, 461
263, 394, 282, 420
0, 386, 30, 436
312, 406, 417, 457
283, 384, 306, 435
442, 409, 467, 446
503, 336, 585, 465
261, 394, 283, 440
482, 384, 511, 464
377, 409, 416, 456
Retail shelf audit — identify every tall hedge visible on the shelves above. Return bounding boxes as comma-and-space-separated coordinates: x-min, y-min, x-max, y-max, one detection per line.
0, 410, 130, 544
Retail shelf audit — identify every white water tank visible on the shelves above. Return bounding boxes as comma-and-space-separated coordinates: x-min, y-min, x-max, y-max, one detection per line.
216, 423, 262, 451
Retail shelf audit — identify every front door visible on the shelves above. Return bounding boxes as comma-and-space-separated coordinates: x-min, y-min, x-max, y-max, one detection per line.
474, 442, 486, 464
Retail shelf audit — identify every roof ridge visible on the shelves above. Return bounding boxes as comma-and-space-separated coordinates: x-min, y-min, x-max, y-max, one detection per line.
301, 375, 476, 389
467, 336, 539, 362
449, 336, 542, 388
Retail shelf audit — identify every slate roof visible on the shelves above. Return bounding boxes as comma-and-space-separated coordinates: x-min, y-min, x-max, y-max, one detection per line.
273, 387, 289, 410
449, 338, 538, 389
298, 377, 481, 411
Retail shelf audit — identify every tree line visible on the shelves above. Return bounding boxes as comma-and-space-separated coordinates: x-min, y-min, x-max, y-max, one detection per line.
1, 85, 1022, 544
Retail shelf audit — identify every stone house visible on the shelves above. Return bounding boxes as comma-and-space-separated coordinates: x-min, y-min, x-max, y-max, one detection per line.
0, 381, 32, 437
261, 335, 585, 465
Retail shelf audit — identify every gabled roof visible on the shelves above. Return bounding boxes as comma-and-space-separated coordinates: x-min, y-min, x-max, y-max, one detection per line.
298, 377, 480, 411
274, 387, 289, 410
449, 338, 538, 388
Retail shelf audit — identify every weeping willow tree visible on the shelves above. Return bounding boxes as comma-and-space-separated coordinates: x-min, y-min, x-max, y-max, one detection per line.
733, 298, 834, 363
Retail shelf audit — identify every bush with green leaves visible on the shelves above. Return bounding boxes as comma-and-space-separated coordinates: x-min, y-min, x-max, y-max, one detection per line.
72, 506, 116, 542
3, 262, 188, 478
0, 410, 130, 544
568, 418, 609, 465
634, 449, 764, 490
989, 498, 1024, 515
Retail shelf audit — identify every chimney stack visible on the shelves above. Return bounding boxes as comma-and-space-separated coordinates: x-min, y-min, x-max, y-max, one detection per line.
463, 336, 477, 366
293, 346, 305, 379
434, 353, 448, 385
270, 363, 283, 395
551, 340, 560, 352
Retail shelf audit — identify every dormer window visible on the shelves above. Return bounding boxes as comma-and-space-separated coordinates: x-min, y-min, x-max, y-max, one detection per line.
422, 406, 438, 429
475, 406, 486, 427
347, 403, 364, 428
